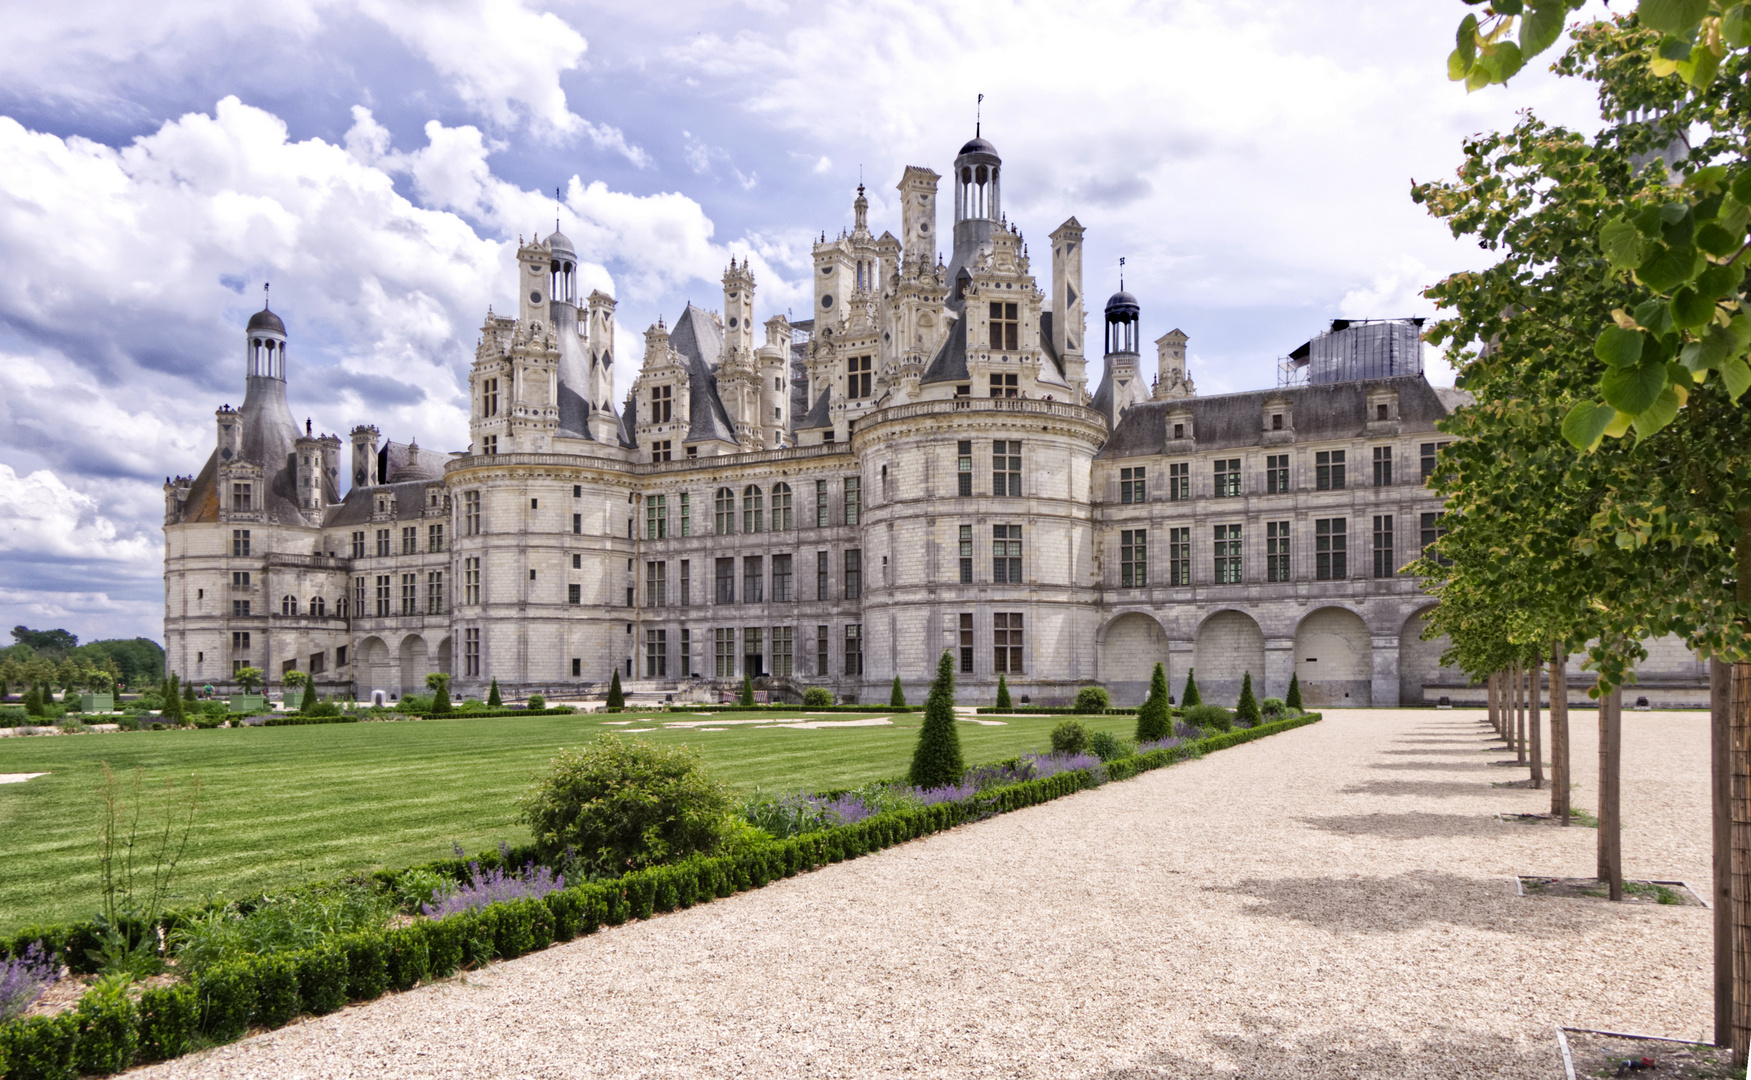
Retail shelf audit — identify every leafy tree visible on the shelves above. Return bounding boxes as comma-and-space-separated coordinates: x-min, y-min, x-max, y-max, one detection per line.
425, 672, 451, 714
1135, 662, 1171, 742
159, 673, 184, 724
890, 676, 906, 708
487, 678, 503, 708
1235, 671, 1261, 725
1049, 719, 1090, 755
22, 686, 42, 717
995, 675, 1011, 709
1180, 669, 1201, 708
234, 667, 262, 695
0, 658, 19, 699
739, 672, 755, 707
11, 626, 77, 654
1286, 673, 1303, 713
283, 669, 308, 710
909, 651, 964, 788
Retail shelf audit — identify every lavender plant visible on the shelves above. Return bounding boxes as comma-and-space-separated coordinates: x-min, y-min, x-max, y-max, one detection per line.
1023, 751, 1107, 784
0, 942, 60, 1021
422, 852, 565, 919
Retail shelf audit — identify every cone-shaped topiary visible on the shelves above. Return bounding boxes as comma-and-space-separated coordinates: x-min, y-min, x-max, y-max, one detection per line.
23, 686, 42, 717
739, 672, 755, 706
299, 680, 318, 713
1235, 671, 1261, 725
1286, 672, 1303, 712
183, 680, 196, 703
1135, 662, 1170, 742
160, 673, 184, 723
1180, 668, 1201, 708
487, 678, 503, 708
890, 676, 906, 707
606, 670, 624, 710
425, 672, 451, 714
909, 651, 964, 788
995, 675, 1011, 710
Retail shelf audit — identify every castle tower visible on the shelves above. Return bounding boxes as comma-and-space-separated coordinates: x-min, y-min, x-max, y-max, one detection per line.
350, 425, 380, 488
1153, 328, 1195, 399
546, 227, 593, 437
946, 130, 1002, 306
1050, 218, 1087, 401
757, 315, 791, 448
723, 258, 755, 359
1090, 285, 1145, 428
586, 290, 620, 443
897, 166, 940, 269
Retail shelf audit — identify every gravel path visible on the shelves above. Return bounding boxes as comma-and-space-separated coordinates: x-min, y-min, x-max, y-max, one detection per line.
136, 708, 1712, 1079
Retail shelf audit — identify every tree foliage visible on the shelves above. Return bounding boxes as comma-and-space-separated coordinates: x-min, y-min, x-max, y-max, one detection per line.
1180, 669, 1201, 708
909, 651, 964, 788
1135, 662, 1171, 742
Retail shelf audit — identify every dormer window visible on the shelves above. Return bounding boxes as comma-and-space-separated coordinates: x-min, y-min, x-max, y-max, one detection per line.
1172, 423, 1185, 440
1377, 403, 1389, 421
483, 378, 499, 417
231, 482, 251, 512
1272, 413, 1284, 430
848, 355, 872, 399
988, 302, 1018, 350
652, 384, 672, 422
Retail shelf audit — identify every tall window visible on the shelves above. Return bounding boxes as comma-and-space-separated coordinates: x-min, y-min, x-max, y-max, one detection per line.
310, 596, 326, 618
844, 549, 862, 599
772, 554, 793, 602
1267, 521, 1291, 582
844, 477, 861, 526
989, 372, 1018, 397
1168, 527, 1190, 586
483, 377, 499, 416
1421, 511, 1450, 564
772, 626, 794, 677
715, 558, 735, 604
1213, 524, 1243, 584
482, 434, 498, 455
1214, 458, 1241, 497
680, 629, 692, 677
1121, 529, 1147, 587
993, 442, 1021, 497
844, 625, 863, 676
742, 486, 765, 533
848, 354, 873, 398
354, 576, 367, 612
714, 628, 735, 677
959, 613, 974, 674
681, 559, 691, 606
715, 487, 735, 534
1168, 462, 1189, 501
400, 573, 417, 616
957, 441, 974, 496
653, 440, 671, 462
351, 531, 365, 558
374, 575, 391, 617
651, 384, 672, 422
428, 523, 444, 553
402, 526, 418, 555
989, 302, 1019, 350
744, 556, 764, 603
233, 529, 251, 556
464, 558, 480, 604
958, 524, 973, 583
426, 571, 445, 614
645, 629, 667, 678
646, 561, 666, 607
282, 595, 297, 616
993, 524, 1022, 584
1373, 445, 1393, 486
376, 529, 391, 557
231, 482, 252, 513
1120, 466, 1146, 504
1266, 454, 1289, 494
744, 627, 764, 676
1315, 450, 1346, 491
1373, 515, 1395, 577
464, 491, 481, 535
771, 483, 793, 530
816, 480, 830, 527
1421, 441, 1450, 482
1315, 518, 1347, 580
647, 495, 667, 539
993, 613, 1023, 674
464, 628, 480, 676
816, 551, 829, 600
680, 492, 691, 536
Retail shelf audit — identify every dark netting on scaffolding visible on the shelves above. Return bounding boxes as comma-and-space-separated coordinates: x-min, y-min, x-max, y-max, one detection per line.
1280, 318, 1425, 386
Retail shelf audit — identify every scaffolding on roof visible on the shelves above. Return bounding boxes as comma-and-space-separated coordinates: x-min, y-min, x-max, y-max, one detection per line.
1278, 317, 1426, 387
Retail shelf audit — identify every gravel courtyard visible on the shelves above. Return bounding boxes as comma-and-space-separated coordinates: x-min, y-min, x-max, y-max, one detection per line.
137, 708, 1713, 1079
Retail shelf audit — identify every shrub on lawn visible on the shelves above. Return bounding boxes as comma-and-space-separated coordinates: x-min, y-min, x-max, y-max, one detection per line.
1286, 673, 1303, 712
802, 687, 832, 708
1049, 719, 1090, 756
0, 1013, 77, 1079
890, 676, 906, 708
1071, 686, 1110, 714
1235, 672, 1260, 726
487, 679, 503, 708
1182, 704, 1233, 733
995, 675, 1011, 709
1135, 663, 1170, 742
135, 983, 197, 1062
739, 673, 755, 707
908, 651, 963, 788
72, 975, 139, 1075
1261, 696, 1286, 720
606, 670, 623, 711
519, 736, 735, 875
1180, 668, 1201, 707
526, 693, 546, 711
426, 673, 451, 715
1087, 730, 1130, 762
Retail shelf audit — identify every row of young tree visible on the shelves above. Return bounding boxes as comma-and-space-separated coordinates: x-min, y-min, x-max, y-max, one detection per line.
1431, 1, 1751, 1059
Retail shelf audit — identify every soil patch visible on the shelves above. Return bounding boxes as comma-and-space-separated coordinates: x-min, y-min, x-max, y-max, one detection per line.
1519, 876, 1703, 907
1561, 1029, 1734, 1079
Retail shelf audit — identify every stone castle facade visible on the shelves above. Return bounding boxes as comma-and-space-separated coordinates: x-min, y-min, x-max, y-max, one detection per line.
162, 132, 1620, 708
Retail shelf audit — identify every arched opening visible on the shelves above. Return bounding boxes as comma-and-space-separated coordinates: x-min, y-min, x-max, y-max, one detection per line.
1193, 610, 1264, 707
1098, 612, 1167, 706
358, 636, 391, 700
398, 634, 430, 698
1399, 606, 1455, 707
435, 636, 453, 677
1294, 607, 1372, 707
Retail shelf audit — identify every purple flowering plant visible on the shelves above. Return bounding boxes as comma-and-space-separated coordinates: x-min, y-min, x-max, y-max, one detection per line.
422, 843, 565, 918
0, 942, 60, 1021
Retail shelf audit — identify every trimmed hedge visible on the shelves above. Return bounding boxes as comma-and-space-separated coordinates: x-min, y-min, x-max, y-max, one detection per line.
974, 705, 1139, 715
664, 704, 914, 714
0, 714, 1319, 1077
262, 713, 362, 727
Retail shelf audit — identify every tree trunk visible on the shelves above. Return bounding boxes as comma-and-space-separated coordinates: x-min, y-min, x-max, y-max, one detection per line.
1516, 663, 1528, 765
1733, 660, 1751, 1064
1489, 671, 1500, 737
1712, 657, 1732, 1047
1599, 686, 1622, 901
1552, 643, 1570, 823
1530, 658, 1544, 789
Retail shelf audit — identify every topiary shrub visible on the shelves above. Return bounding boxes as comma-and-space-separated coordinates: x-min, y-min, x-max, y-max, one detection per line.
1261, 696, 1286, 720
519, 736, 735, 875
1180, 668, 1201, 707
606, 670, 623, 711
1182, 703, 1233, 733
135, 983, 197, 1062
487, 679, 503, 708
22, 686, 43, 717
1286, 673, 1303, 712
995, 675, 1011, 710
802, 687, 833, 708
1, 1013, 78, 1080
252, 956, 299, 1029
1087, 730, 1129, 762
1072, 686, 1110, 714
1135, 662, 1170, 742
890, 676, 906, 708
1235, 671, 1261, 726
526, 693, 546, 711
73, 977, 139, 1076
908, 651, 964, 788
426, 673, 451, 715
739, 673, 755, 707
1050, 719, 1090, 755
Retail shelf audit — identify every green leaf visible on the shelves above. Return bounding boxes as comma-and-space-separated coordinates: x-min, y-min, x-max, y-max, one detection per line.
1456, 14, 1478, 66
1601, 361, 1669, 414
1683, 324, 1739, 372
1696, 222, 1741, 258
1679, 43, 1722, 89
1600, 217, 1650, 267
1695, 263, 1740, 298
1562, 400, 1615, 451
1520, 3, 1565, 54
1638, 0, 1709, 36
1672, 286, 1715, 328
1594, 325, 1647, 367
1729, 313, 1751, 351
1721, 356, 1751, 400
1685, 165, 1730, 194
1488, 41, 1525, 80
1659, 34, 1697, 60
1634, 297, 1677, 336
1631, 385, 1682, 439
1735, 170, 1751, 206
1633, 205, 1667, 236
1725, 4, 1751, 48
1637, 244, 1701, 292
1604, 409, 1635, 438
1494, 0, 1524, 14
1448, 47, 1470, 80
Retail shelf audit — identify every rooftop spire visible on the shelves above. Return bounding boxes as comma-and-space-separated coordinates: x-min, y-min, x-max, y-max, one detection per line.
976, 92, 983, 137
263, 281, 270, 310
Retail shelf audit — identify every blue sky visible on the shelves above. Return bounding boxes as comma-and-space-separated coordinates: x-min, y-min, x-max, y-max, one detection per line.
0, 0, 1605, 644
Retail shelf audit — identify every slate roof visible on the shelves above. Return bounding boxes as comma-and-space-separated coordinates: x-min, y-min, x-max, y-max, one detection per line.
797, 389, 833, 430
321, 479, 441, 527
669, 303, 739, 444
382, 440, 442, 483
920, 316, 967, 385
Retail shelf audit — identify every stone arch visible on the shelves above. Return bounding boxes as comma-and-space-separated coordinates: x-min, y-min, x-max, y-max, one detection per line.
1397, 605, 1449, 707
435, 636, 453, 677
1193, 609, 1264, 707
358, 636, 392, 703
1097, 611, 1167, 706
398, 634, 430, 698
1294, 607, 1371, 707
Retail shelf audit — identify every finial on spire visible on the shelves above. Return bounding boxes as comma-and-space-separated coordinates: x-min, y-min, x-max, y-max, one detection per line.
976, 93, 983, 137
263, 282, 270, 310
306, 418, 312, 435
1119, 256, 1126, 289
555, 186, 562, 232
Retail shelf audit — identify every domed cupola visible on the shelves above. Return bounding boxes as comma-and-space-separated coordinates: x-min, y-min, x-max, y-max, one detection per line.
945, 122, 1004, 308
246, 307, 286, 336
246, 286, 287, 381
546, 226, 577, 306
1104, 289, 1140, 355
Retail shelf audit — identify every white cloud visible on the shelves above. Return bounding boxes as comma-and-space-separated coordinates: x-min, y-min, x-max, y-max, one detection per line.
0, 463, 156, 563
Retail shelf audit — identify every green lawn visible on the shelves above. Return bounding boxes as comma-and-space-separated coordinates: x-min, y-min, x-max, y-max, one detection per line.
0, 709, 1137, 933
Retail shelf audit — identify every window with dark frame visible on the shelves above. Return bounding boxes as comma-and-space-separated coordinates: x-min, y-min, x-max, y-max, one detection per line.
993, 441, 1021, 497
958, 524, 973, 583
375, 574, 390, 617
400, 573, 417, 616
959, 613, 974, 674
464, 491, 480, 535
427, 570, 444, 615
1373, 515, 1395, 577
743, 485, 765, 533
679, 492, 691, 537
816, 479, 830, 526
483, 378, 499, 417
376, 528, 390, 557
1213, 524, 1243, 584
844, 549, 862, 599
715, 487, 735, 535
1373, 445, 1393, 486
1168, 462, 1189, 501
715, 558, 735, 604
848, 354, 873, 398
646, 629, 667, 678
1315, 518, 1347, 580
351, 531, 365, 558
681, 628, 692, 677
993, 613, 1023, 673
771, 483, 793, 530
816, 550, 829, 600
957, 441, 974, 496
1120, 529, 1147, 587
647, 495, 667, 539
1421, 441, 1451, 482
464, 628, 480, 676
1315, 450, 1345, 491
1267, 520, 1291, 582
744, 556, 764, 603
647, 561, 666, 607
1214, 458, 1241, 497
772, 554, 792, 602
816, 624, 829, 677
989, 301, 1019, 350
992, 524, 1022, 583
1266, 454, 1289, 494
1421, 511, 1450, 564
429, 523, 444, 553
714, 628, 735, 677
402, 526, 418, 555
1169, 527, 1190, 586
844, 477, 861, 526
844, 624, 863, 676
989, 372, 1018, 397
771, 626, 794, 677
651, 384, 672, 422
681, 559, 691, 606
464, 558, 480, 604
1119, 466, 1146, 504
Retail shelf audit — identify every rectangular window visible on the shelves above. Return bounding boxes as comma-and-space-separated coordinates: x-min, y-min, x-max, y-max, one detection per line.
744, 556, 764, 604
428, 523, 444, 553
988, 301, 1019, 351
772, 554, 793, 602
992, 524, 1022, 584
647, 495, 667, 539
1167, 462, 1189, 501
646, 561, 666, 607
464, 558, 480, 604
715, 488, 735, 535
1213, 458, 1241, 497
232, 570, 251, 588
1421, 441, 1450, 483
1266, 454, 1289, 494
351, 531, 365, 559
1267, 520, 1291, 583
772, 626, 794, 677
376, 529, 390, 557
680, 492, 691, 536
742, 486, 764, 534
1315, 450, 1346, 491
1421, 511, 1450, 564
681, 559, 691, 606
844, 549, 862, 599
989, 372, 1018, 398
715, 558, 735, 605
993, 441, 1021, 497
464, 628, 480, 676
715, 628, 735, 677
482, 434, 498, 456
959, 613, 974, 674
848, 354, 873, 398
231, 631, 250, 651
231, 482, 251, 513
572, 657, 581, 677
1315, 518, 1348, 580
653, 440, 671, 462
957, 440, 974, 496
744, 627, 764, 676
772, 485, 792, 530
483, 377, 499, 417
400, 573, 417, 616
1169, 527, 1190, 586
844, 477, 861, 526
958, 524, 973, 584
816, 479, 830, 527
1120, 466, 1146, 504
401, 526, 417, 555
1120, 529, 1147, 587
464, 491, 481, 535
232, 599, 251, 617
572, 513, 582, 536
1373, 445, 1393, 487
651, 383, 672, 422
816, 624, 829, 677
375, 575, 390, 617
232, 529, 251, 556
1373, 514, 1395, 578
1213, 524, 1243, 584
645, 629, 667, 678
816, 550, 829, 600
993, 613, 1023, 674
844, 624, 863, 676
681, 628, 692, 677
427, 570, 445, 614
354, 576, 367, 612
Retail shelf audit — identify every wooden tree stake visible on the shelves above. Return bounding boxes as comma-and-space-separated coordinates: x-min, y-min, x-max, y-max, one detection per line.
1551, 644, 1569, 823
1600, 685, 1622, 901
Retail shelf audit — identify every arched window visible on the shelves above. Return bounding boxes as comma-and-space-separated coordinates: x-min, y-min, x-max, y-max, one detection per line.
771, 482, 792, 531
282, 595, 298, 616
743, 485, 764, 533
338, 597, 349, 620
715, 487, 736, 535
310, 596, 326, 618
